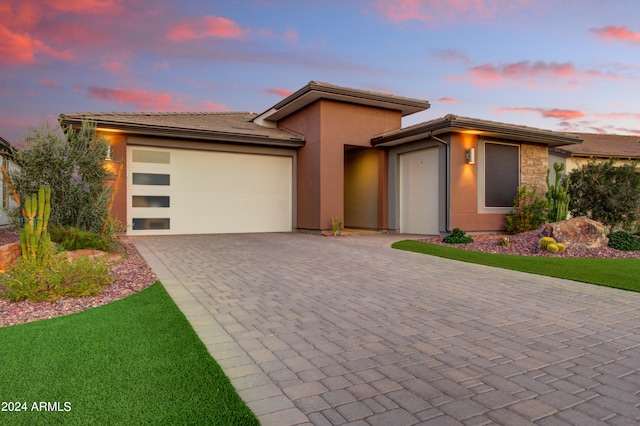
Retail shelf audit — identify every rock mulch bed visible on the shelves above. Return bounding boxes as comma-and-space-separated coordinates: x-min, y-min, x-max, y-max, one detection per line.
420, 230, 640, 259
0, 229, 157, 328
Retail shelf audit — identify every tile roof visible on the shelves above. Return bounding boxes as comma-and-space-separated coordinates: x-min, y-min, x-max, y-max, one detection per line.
372, 114, 582, 147
58, 111, 305, 147
254, 81, 431, 125
552, 133, 640, 158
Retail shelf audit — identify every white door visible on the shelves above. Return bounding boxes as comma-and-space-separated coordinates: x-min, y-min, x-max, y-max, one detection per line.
127, 147, 292, 235
399, 148, 439, 234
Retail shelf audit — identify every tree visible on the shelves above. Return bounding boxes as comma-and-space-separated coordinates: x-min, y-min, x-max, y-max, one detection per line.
9, 120, 113, 233
567, 158, 640, 231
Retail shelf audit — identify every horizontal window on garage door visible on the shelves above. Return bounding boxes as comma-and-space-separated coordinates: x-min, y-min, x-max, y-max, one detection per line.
132, 195, 170, 208
132, 218, 170, 230
132, 173, 170, 186
132, 149, 170, 164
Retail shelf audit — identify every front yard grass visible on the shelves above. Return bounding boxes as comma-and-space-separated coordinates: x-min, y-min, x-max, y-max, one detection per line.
0, 282, 258, 425
392, 240, 640, 292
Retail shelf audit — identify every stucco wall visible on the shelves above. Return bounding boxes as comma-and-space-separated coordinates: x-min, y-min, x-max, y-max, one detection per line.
344, 148, 379, 229
101, 132, 127, 230
280, 99, 401, 232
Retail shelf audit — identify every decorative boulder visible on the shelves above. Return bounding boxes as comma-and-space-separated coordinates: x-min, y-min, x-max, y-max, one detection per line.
539, 216, 608, 249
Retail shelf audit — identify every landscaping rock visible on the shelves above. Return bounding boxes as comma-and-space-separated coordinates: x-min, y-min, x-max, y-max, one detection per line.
539, 216, 608, 249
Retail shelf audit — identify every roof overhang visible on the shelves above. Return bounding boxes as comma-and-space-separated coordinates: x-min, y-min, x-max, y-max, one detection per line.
59, 114, 305, 148
253, 81, 431, 127
372, 115, 583, 148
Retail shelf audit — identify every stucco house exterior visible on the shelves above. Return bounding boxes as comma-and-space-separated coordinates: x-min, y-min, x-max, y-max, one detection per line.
549, 133, 640, 175
59, 81, 582, 236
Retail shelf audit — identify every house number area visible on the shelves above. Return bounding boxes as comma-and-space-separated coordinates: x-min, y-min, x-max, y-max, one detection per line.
2, 401, 72, 412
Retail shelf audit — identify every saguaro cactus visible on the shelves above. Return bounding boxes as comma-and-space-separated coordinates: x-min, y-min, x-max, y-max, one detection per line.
546, 162, 570, 223
19, 185, 52, 261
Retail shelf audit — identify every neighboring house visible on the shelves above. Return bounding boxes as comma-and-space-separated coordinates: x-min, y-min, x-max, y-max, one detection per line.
549, 133, 640, 175
59, 81, 582, 236
0, 134, 16, 227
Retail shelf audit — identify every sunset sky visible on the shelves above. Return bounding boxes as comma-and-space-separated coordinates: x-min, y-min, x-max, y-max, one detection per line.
1, 0, 639, 143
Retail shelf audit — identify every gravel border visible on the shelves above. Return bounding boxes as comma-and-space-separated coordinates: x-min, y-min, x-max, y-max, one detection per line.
419, 229, 640, 259
0, 231, 157, 328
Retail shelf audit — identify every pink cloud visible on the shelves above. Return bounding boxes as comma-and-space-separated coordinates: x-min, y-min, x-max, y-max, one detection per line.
496, 107, 586, 120
595, 112, 640, 120
373, 0, 533, 24
39, 79, 62, 88
590, 26, 640, 44
283, 28, 299, 43
462, 60, 629, 87
102, 60, 129, 77
0, 24, 74, 66
438, 97, 457, 103
167, 15, 250, 41
264, 88, 294, 97
86, 86, 228, 112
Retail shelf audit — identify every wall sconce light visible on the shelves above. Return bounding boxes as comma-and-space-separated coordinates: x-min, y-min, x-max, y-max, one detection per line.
466, 148, 475, 164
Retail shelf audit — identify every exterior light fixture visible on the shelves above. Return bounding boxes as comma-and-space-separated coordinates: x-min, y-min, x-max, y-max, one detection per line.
466, 148, 475, 164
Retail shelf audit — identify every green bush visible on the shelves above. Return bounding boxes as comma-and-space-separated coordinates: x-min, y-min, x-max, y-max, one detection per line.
0, 254, 115, 302
607, 231, 640, 251
505, 186, 548, 234
443, 228, 474, 244
50, 226, 117, 252
568, 159, 640, 231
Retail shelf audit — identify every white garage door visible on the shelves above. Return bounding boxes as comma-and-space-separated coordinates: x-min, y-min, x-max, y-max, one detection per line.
127, 147, 292, 235
399, 148, 439, 234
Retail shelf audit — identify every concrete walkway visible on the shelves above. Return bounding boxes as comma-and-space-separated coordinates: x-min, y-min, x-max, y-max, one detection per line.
133, 232, 640, 425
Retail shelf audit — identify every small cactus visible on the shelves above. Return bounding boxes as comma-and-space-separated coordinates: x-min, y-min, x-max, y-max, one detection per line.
547, 243, 560, 253
539, 237, 556, 250
556, 243, 567, 252
19, 184, 52, 262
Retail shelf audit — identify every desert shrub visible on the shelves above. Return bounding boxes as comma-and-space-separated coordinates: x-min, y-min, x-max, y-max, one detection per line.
443, 228, 474, 244
9, 120, 114, 233
0, 254, 114, 302
505, 186, 548, 234
49, 225, 118, 252
607, 231, 640, 251
568, 159, 640, 231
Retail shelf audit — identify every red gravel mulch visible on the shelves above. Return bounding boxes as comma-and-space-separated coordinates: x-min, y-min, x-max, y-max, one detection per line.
419, 230, 640, 259
0, 229, 157, 328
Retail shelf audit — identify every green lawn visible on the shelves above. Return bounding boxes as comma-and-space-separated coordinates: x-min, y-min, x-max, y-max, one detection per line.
0, 282, 258, 426
392, 240, 640, 292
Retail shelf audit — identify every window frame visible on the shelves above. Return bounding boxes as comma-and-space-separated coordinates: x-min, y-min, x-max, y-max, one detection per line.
477, 140, 520, 213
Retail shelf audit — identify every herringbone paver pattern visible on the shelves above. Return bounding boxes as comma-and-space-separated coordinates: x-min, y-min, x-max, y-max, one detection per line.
134, 233, 640, 425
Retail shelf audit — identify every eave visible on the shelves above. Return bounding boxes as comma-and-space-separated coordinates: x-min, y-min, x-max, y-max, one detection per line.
372, 114, 583, 148
59, 114, 305, 148
253, 81, 431, 127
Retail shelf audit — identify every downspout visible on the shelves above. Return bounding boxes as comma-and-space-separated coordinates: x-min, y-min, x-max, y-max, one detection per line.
427, 132, 451, 233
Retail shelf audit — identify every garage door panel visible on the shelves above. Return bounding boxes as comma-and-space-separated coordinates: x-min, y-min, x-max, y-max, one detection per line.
128, 147, 292, 235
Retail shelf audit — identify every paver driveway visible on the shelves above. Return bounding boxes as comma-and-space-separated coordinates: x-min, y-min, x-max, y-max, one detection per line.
134, 232, 640, 425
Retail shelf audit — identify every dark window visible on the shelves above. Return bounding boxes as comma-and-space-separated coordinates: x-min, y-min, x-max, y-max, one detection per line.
132, 173, 170, 186
485, 143, 519, 207
132, 196, 170, 208
132, 218, 170, 230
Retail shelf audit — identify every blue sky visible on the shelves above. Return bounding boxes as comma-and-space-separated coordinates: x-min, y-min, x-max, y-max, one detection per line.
1, 0, 639, 142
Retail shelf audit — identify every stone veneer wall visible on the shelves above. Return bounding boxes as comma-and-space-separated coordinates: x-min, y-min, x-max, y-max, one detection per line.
520, 143, 548, 197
